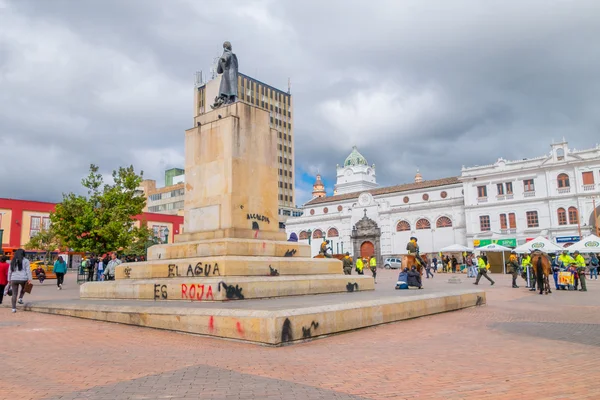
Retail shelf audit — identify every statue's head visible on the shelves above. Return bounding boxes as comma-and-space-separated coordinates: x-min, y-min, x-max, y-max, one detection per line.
223, 41, 232, 51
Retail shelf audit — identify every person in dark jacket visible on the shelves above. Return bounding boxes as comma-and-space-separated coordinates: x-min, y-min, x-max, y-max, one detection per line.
407, 265, 423, 289
396, 268, 409, 289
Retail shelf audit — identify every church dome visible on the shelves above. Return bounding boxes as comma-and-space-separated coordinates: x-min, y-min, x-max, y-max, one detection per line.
344, 146, 368, 167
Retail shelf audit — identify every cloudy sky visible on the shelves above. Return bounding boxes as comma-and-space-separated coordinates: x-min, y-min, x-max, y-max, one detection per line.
1, 0, 599, 205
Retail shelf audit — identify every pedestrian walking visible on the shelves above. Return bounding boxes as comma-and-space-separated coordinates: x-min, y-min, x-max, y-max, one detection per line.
53, 256, 67, 290
87, 255, 96, 282
573, 251, 587, 292
432, 257, 438, 272
507, 251, 520, 288
369, 255, 377, 283
425, 261, 434, 279
473, 255, 495, 286
0, 256, 9, 305
97, 258, 104, 281
103, 252, 121, 281
342, 253, 353, 275
589, 253, 599, 280
7, 249, 32, 313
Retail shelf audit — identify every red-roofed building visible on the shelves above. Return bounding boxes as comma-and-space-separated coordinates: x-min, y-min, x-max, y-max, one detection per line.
0, 198, 183, 252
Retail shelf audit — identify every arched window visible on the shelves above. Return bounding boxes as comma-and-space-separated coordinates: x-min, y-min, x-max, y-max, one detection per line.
557, 208, 567, 225
312, 229, 324, 239
299, 231, 309, 240
568, 207, 578, 224
327, 228, 339, 237
416, 218, 431, 230
557, 173, 570, 188
396, 221, 411, 232
436, 216, 452, 228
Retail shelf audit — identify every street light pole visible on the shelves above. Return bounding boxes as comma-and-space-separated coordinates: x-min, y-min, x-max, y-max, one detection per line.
594, 198, 599, 236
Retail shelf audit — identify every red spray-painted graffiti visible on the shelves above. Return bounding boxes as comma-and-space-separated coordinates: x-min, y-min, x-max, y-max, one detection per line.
181, 284, 215, 301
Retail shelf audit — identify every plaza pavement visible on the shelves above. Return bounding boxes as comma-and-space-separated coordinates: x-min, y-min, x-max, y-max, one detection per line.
1, 268, 600, 399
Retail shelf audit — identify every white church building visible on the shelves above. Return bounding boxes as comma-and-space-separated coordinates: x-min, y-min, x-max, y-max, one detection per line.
285, 141, 600, 262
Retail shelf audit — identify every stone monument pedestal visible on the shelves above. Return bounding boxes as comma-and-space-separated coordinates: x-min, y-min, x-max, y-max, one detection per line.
80, 102, 374, 302
27, 102, 485, 346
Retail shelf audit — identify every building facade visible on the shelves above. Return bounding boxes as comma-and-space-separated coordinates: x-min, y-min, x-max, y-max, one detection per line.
0, 198, 183, 251
195, 72, 297, 228
286, 141, 600, 259
138, 168, 186, 216
286, 148, 465, 260
461, 140, 600, 248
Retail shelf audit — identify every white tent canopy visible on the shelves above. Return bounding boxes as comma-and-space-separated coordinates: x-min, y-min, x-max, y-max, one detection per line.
513, 236, 563, 254
439, 244, 473, 252
476, 243, 512, 252
568, 234, 600, 253
475, 243, 512, 274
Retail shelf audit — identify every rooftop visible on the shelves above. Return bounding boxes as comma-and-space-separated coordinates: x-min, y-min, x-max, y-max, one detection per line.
305, 176, 460, 206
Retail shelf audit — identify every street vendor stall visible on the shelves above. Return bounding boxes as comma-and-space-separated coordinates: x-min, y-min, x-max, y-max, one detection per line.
476, 243, 512, 274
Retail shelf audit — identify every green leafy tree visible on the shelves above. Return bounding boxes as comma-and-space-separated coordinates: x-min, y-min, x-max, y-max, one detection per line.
24, 226, 61, 265
51, 164, 147, 255
125, 223, 158, 256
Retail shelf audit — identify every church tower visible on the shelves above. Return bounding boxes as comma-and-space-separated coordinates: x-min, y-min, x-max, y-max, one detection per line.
312, 174, 326, 198
333, 146, 379, 195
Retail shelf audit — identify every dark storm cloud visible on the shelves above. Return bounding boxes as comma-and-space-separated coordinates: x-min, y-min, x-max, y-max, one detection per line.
1, 0, 599, 204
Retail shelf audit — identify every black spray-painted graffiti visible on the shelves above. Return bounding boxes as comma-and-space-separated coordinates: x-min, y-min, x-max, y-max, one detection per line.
284, 249, 297, 257
218, 282, 245, 300
269, 266, 280, 276
123, 266, 132, 278
302, 321, 319, 339
247, 214, 270, 224
281, 318, 293, 343
476, 296, 484, 306
168, 263, 220, 278
252, 221, 260, 230
346, 282, 359, 292
154, 284, 168, 300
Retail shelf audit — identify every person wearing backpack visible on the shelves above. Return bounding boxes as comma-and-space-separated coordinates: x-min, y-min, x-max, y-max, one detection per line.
590, 253, 599, 280
7, 249, 32, 313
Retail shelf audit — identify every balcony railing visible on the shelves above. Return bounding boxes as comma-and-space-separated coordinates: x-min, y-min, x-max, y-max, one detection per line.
583, 184, 596, 192
557, 187, 571, 194
496, 195, 505, 200
505, 194, 514, 200
524, 191, 536, 198
477, 197, 488, 203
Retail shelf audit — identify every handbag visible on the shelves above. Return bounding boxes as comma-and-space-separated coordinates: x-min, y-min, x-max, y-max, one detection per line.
6, 285, 13, 296
24, 281, 33, 294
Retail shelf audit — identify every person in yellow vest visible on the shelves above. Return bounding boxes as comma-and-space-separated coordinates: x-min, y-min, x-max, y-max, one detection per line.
369, 255, 377, 283
573, 250, 587, 292
406, 237, 427, 270
320, 239, 332, 258
522, 252, 534, 290
507, 251, 520, 288
474, 255, 495, 286
356, 257, 364, 275
342, 252, 353, 275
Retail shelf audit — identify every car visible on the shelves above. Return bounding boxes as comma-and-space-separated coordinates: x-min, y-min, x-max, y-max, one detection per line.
384, 258, 402, 269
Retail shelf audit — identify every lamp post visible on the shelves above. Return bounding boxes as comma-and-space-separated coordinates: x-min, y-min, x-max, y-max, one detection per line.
163, 227, 170, 244
307, 229, 312, 245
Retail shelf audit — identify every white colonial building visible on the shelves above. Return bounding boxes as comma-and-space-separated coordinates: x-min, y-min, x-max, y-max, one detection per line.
462, 140, 600, 248
286, 148, 467, 260
334, 146, 379, 195
286, 141, 600, 260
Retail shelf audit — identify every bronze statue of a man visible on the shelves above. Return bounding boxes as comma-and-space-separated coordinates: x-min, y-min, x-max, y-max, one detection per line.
211, 41, 239, 109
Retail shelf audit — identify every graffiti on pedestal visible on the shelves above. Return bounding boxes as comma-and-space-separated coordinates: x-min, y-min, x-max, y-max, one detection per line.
281, 318, 293, 343
181, 283, 215, 301
302, 321, 319, 339
218, 282, 244, 300
346, 282, 359, 292
168, 263, 220, 278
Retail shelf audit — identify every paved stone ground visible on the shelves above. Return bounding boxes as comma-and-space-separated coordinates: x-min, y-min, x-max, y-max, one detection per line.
1, 269, 600, 399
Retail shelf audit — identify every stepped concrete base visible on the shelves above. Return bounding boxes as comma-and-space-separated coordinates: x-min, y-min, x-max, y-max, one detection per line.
175, 229, 286, 243
80, 275, 374, 301
148, 238, 310, 261
116, 256, 340, 280
25, 289, 486, 346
